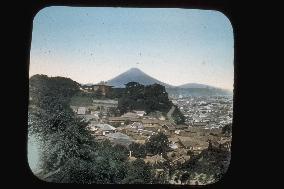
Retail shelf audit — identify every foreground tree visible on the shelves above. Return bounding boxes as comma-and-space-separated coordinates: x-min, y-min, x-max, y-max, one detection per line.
145, 132, 170, 155
121, 158, 153, 184
179, 145, 231, 184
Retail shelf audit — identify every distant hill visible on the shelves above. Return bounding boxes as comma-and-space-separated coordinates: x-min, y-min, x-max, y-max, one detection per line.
106, 68, 173, 88
178, 83, 215, 89
166, 87, 233, 97
169, 82, 233, 97
83, 83, 95, 86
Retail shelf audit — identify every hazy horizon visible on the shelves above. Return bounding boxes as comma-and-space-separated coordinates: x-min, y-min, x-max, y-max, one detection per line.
30, 7, 234, 90
29, 67, 232, 91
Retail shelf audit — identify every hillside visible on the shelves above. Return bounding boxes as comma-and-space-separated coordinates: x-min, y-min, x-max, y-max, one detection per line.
29, 74, 80, 108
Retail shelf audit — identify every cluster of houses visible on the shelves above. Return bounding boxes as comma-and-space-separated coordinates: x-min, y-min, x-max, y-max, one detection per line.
71, 100, 229, 153
80, 81, 113, 96
172, 96, 233, 129
69, 93, 231, 171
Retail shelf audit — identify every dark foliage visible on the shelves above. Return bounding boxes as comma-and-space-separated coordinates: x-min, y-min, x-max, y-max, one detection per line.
179, 145, 231, 183
129, 143, 147, 158
121, 158, 153, 184
118, 82, 171, 114
145, 132, 170, 155
117, 82, 185, 124
171, 106, 186, 124
29, 74, 80, 109
222, 123, 232, 135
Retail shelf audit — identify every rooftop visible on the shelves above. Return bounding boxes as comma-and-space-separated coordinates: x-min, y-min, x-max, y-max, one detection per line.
94, 123, 116, 131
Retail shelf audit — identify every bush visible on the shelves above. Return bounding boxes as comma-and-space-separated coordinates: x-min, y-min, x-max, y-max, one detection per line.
124, 119, 131, 125
222, 123, 232, 135
145, 132, 170, 155
121, 158, 153, 184
129, 143, 147, 158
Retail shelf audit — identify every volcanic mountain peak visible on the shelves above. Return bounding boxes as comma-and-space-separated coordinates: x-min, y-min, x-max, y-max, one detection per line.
106, 67, 172, 88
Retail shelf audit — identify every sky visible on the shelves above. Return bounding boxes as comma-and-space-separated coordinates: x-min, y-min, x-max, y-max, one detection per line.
30, 7, 234, 90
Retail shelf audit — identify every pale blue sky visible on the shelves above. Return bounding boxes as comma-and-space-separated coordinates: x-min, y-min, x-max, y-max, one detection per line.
30, 7, 234, 90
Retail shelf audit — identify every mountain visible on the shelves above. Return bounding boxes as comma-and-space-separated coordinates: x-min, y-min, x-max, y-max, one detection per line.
166, 87, 233, 97
178, 83, 215, 89
106, 68, 173, 88
82, 83, 94, 86
165, 83, 233, 97
106, 67, 232, 96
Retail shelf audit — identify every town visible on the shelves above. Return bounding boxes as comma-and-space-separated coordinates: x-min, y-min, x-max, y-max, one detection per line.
68, 82, 232, 184
171, 95, 233, 129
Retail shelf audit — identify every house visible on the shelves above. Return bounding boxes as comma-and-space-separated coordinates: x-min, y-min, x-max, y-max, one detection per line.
92, 99, 118, 111
70, 106, 78, 113
94, 81, 113, 96
169, 142, 178, 150
171, 156, 191, 165
143, 154, 166, 164
92, 123, 116, 135
90, 111, 100, 118
133, 110, 146, 117
168, 127, 176, 134
87, 121, 100, 132
105, 132, 134, 147
122, 112, 140, 119
141, 119, 161, 127
179, 139, 208, 154
158, 116, 166, 120
79, 114, 99, 122
130, 122, 144, 129
80, 81, 113, 96
134, 140, 146, 144
139, 129, 155, 136
77, 107, 86, 115
108, 117, 140, 124
193, 122, 207, 127
174, 130, 181, 135
175, 125, 189, 130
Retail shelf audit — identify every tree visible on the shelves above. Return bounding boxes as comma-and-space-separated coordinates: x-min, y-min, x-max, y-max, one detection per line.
118, 82, 172, 114
129, 143, 147, 158
180, 172, 190, 184
145, 132, 170, 155
112, 144, 129, 161
121, 158, 153, 184
28, 75, 97, 182
222, 123, 232, 135
28, 75, 167, 184
124, 119, 131, 125
56, 157, 96, 184
178, 145, 231, 184
172, 106, 186, 124
117, 82, 185, 124
29, 74, 80, 109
